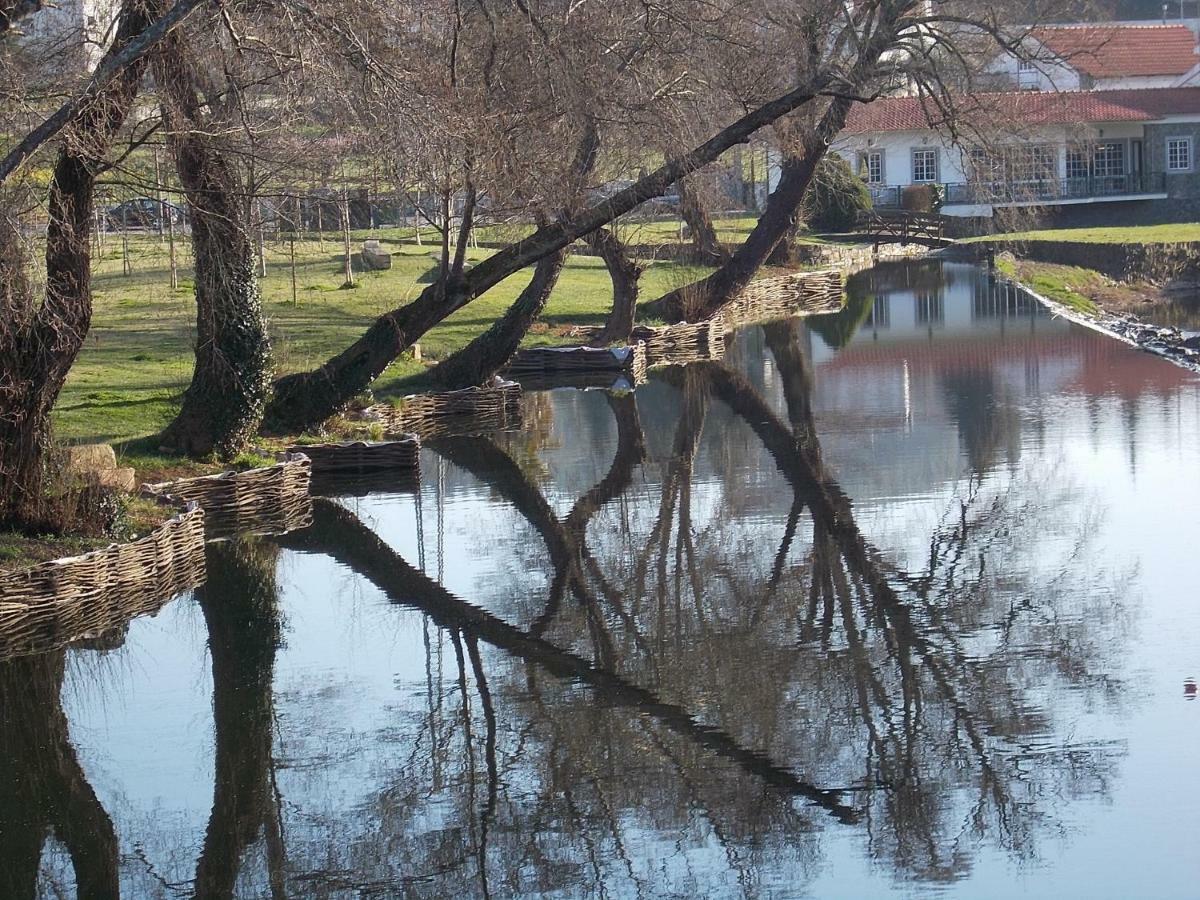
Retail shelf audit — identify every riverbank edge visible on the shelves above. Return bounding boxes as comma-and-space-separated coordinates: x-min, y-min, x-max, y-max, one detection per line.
4, 243, 931, 575
938, 241, 1200, 373
992, 268, 1200, 376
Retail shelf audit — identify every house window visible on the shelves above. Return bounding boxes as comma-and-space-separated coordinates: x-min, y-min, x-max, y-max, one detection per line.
863, 151, 885, 185
1092, 142, 1125, 179
1017, 58, 1037, 72
1167, 137, 1193, 173
1066, 147, 1090, 181
912, 148, 939, 183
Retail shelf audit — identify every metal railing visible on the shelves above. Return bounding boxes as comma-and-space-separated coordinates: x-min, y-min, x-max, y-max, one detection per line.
943, 172, 1167, 206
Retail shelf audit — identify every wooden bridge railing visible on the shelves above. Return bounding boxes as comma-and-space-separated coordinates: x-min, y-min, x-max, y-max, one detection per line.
855, 209, 953, 246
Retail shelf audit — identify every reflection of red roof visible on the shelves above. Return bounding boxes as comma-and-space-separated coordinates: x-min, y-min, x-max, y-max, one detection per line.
819, 327, 1196, 401
1032, 24, 1198, 79
841, 87, 1200, 135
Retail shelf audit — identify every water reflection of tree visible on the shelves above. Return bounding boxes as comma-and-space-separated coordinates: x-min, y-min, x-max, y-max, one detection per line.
257, 319, 1127, 893
193, 538, 287, 899
0, 651, 119, 899
33, 316, 1127, 895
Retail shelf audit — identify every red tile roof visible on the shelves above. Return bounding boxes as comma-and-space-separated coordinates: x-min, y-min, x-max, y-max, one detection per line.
841, 87, 1200, 135
1031, 24, 1198, 79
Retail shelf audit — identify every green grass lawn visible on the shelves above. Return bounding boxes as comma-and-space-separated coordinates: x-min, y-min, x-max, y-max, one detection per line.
970, 223, 1200, 244
55, 225, 716, 446
994, 258, 1100, 315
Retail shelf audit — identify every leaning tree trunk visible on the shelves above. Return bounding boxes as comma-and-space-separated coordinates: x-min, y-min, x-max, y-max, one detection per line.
155, 30, 271, 457
677, 177, 727, 266
427, 249, 569, 390
765, 201, 805, 267
0, 0, 155, 531
262, 79, 827, 433
646, 97, 852, 325
585, 227, 643, 345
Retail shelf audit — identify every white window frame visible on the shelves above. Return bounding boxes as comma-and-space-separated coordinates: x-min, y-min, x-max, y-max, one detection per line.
864, 150, 885, 185
1167, 136, 1194, 173
911, 148, 939, 184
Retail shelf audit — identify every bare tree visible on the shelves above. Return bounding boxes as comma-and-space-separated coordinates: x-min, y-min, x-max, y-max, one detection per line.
0, 0, 163, 530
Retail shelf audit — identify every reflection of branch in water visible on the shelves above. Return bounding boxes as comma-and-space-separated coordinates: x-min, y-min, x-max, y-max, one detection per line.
431, 392, 649, 658
276, 500, 860, 824
635, 368, 709, 636
193, 539, 286, 900
661, 331, 1113, 875
0, 652, 119, 899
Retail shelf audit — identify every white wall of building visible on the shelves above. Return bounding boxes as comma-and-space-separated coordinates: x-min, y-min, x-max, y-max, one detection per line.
984, 42, 1084, 92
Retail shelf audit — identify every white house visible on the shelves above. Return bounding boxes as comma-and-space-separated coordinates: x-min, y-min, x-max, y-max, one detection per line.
831, 19, 1200, 224
985, 23, 1200, 92
833, 87, 1200, 220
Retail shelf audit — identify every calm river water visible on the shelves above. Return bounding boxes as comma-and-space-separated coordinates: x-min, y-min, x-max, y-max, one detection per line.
4, 261, 1200, 899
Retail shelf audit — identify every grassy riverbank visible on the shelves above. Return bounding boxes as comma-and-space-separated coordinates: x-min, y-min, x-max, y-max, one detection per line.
993, 257, 1100, 315
971, 223, 1200, 244
58, 226, 722, 447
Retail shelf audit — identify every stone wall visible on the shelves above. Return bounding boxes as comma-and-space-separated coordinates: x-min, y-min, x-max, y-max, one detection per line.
1145, 123, 1200, 202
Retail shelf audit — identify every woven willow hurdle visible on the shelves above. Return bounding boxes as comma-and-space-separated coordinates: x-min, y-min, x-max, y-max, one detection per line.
720, 269, 845, 331
505, 343, 648, 382
574, 320, 725, 369
361, 382, 523, 440
292, 438, 421, 477
511, 370, 647, 392
629, 318, 726, 368
310, 468, 422, 499
143, 454, 314, 540
0, 501, 207, 662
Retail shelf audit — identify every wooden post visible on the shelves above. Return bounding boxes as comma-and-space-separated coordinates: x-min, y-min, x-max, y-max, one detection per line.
167, 193, 178, 290
289, 194, 300, 306
257, 197, 267, 278
121, 208, 131, 276
341, 189, 354, 288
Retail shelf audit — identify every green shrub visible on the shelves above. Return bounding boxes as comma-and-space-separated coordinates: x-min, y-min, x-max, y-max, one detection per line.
805, 155, 873, 233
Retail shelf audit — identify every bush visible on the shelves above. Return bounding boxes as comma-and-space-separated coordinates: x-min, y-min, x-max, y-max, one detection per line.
805, 155, 873, 233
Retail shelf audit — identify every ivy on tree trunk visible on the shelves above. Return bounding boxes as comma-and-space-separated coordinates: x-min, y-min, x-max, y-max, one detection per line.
155, 21, 272, 458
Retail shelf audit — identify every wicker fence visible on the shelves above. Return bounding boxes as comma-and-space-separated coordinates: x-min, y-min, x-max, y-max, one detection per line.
143, 454, 314, 541
631, 318, 727, 368
0, 501, 207, 662
505, 343, 649, 383
719, 269, 845, 331
360, 382, 523, 440
293, 438, 420, 475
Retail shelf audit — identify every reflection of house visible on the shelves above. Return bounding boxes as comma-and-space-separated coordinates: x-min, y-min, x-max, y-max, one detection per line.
834, 22, 1200, 224
835, 87, 1200, 222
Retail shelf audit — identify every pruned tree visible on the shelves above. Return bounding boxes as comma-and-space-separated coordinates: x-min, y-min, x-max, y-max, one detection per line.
152, 3, 271, 457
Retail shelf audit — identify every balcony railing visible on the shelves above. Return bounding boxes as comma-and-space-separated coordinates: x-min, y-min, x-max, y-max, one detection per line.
943, 172, 1167, 206
867, 173, 1168, 209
